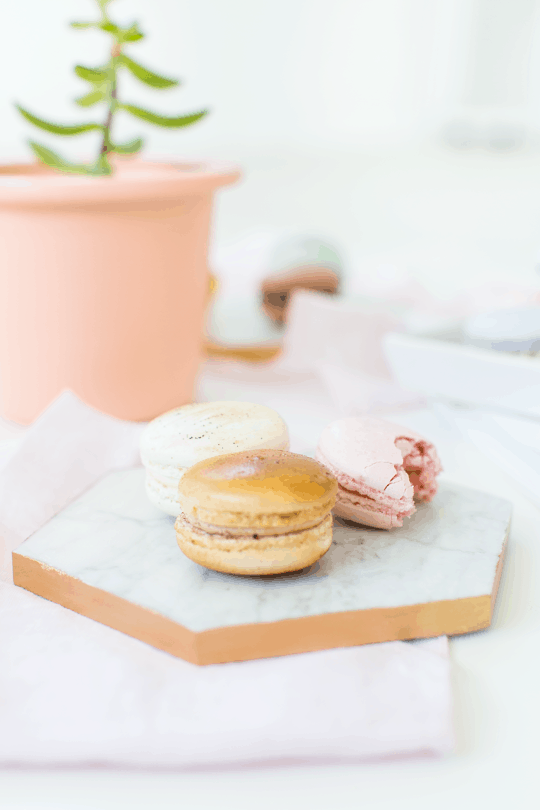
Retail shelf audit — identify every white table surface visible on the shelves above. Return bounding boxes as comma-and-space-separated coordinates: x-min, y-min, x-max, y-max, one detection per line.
2, 143, 540, 808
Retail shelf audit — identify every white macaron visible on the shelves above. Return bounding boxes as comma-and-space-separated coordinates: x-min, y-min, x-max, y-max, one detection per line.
140, 401, 290, 515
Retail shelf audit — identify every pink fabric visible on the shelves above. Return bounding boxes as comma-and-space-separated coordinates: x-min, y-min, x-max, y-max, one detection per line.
281, 290, 401, 379
0, 391, 144, 583
0, 392, 453, 766
0, 578, 452, 766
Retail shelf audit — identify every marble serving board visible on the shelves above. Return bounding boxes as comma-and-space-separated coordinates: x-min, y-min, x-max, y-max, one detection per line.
13, 469, 511, 665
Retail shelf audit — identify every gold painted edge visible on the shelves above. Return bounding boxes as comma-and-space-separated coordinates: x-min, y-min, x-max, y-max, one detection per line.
194, 594, 492, 665
12, 553, 199, 664
204, 339, 282, 364
489, 523, 510, 620
13, 551, 496, 666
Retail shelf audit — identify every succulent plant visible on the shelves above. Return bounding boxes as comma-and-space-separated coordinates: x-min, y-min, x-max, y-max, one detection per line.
16, 0, 208, 175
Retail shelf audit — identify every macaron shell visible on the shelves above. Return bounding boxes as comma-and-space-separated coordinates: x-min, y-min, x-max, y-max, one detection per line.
175, 513, 333, 575
316, 449, 414, 514
317, 416, 427, 493
178, 450, 338, 527
317, 417, 441, 500
145, 471, 186, 516
334, 492, 407, 529
140, 401, 289, 469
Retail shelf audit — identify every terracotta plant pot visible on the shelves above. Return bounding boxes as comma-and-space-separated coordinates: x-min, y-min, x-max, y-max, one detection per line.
0, 160, 239, 424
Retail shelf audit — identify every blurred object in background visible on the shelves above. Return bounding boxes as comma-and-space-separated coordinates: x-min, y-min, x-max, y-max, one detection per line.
442, 0, 538, 151
261, 236, 342, 324
4, 0, 540, 158
0, 161, 239, 425
279, 290, 422, 415
463, 305, 540, 353
261, 264, 339, 325
435, 402, 540, 510
206, 231, 343, 360
0, 1, 239, 425
280, 290, 399, 377
348, 241, 540, 334
384, 325, 540, 421
455, 281, 540, 316
345, 256, 449, 333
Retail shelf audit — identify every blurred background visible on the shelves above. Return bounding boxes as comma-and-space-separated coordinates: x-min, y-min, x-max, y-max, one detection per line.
3, 0, 540, 318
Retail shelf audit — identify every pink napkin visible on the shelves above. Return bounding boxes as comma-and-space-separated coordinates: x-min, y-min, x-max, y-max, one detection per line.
0, 392, 453, 766
0, 391, 143, 582
279, 290, 424, 415
316, 363, 424, 416
280, 290, 400, 378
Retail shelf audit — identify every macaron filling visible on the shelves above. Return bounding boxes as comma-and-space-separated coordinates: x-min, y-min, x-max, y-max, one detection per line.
184, 513, 327, 537
176, 511, 329, 541
394, 438, 441, 501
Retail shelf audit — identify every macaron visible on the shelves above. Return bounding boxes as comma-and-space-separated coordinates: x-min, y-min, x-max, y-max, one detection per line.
316, 416, 442, 530
140, 402, 289, 516
261, 236, 342, 325
175, 449, 338, 575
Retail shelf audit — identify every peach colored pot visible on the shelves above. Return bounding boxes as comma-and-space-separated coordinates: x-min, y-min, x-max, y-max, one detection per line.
0, 160, 239, 424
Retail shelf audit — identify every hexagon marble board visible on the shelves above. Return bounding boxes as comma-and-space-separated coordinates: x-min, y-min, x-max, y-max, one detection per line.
13, 468, 511, 665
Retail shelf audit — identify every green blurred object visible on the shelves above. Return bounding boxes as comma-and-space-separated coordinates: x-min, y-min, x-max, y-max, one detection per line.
15, 0, 208, 176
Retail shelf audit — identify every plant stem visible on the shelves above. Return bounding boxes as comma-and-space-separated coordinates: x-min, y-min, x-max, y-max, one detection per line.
100, 45, 119, 156
97, 0, 120, 162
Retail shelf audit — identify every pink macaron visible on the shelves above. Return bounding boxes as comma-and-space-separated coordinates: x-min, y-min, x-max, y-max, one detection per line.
316, 416, 442, 529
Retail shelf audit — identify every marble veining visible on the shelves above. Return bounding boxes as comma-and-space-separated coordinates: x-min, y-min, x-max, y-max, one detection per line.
16, 469, 511, 632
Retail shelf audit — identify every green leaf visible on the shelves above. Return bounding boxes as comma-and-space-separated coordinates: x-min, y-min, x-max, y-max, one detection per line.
122, 24, 144, 42
17, 105, 102, 136
121, 55, 178, 89
99, 21, 121, 35
111, 137, 144, 155
121, 104, 208, 128
74, 65, 108, 83
91, 153, 114, 176
70, 21, 96, 29
29, 142, 94, 175
75, 89, 106, 107
99, 20, 144, 42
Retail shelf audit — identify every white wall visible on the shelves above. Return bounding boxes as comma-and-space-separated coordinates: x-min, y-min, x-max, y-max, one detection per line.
2, 2, 540, 302
1, 0, 511, 163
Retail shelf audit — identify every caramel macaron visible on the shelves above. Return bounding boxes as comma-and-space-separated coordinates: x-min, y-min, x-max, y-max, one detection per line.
175, 449, 338, 575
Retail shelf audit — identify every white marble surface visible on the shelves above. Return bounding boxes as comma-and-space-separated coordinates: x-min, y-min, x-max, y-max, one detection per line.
17, 468, 511, 633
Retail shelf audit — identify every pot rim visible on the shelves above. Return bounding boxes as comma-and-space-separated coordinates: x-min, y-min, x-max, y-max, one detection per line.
0, 158, 240, 208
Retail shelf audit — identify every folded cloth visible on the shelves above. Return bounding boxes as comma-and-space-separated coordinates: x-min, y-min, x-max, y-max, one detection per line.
0, 579, 452, 766
0, 391, 144, 582
0, 392, 453, 766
